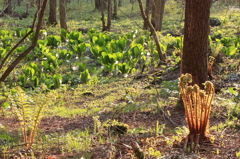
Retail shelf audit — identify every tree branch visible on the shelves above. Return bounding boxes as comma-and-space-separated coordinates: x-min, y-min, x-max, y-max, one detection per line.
0, 0, 48, 83
137, 0, 166, 63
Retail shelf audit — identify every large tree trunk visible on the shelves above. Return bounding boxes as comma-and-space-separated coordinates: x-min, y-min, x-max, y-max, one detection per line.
181, 0, 211, 89
151, 0, 166, 31
59, 0, 68, 31
48, 0, 57, 26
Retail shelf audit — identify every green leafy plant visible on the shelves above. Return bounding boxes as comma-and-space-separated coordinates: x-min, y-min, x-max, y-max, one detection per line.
58, 49, 73, 61
73, 43, 87, 59
52, 73, 62, 88
67, 31, 84, 44
77, 62, 86, 73
209, 37, 223, 57
90, 45, 102, 59
0, 47, 6, 59
60, 28, 67, 41
80, 69, 91, 84
47, 35, 61, 48
118, 63, 130, 75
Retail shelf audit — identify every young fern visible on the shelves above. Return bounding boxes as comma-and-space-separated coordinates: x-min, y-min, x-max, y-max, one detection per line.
179, 74, 214, 150
10, 86, 54, 148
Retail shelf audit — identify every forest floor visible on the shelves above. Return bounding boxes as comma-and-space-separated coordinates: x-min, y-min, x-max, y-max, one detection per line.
0, 1, 240, 159
1, 54, 239, 159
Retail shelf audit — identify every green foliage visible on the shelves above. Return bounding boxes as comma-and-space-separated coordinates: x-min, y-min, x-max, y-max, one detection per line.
80, 69, 91, 84
0, 47, 6, 59
0, 33, 12, 49
60, 28, 68, 41
72, 43, 87, 59
118, 63, 130, 74
90, 45, 102, 58
58, 49, 73, 61
209, 36, 223, 57
222, 45, 237, 57
77, 62, 86, 73
117, 37, 127, 51
47, 35, 61, 48
67, 31, 84, 44
52, 73, 62, 88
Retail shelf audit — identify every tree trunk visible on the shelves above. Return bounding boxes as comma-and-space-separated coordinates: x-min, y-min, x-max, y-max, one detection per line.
106, 0, 112, 31
48, 0, 57, 26
151, 0, 166, 31
95, 0, 101, 10
143, 0, 152, 30
118, 0, 122, 7
137, 0, 166, 63
100, 0, 107, 31
18, 0, 22, 6
59, 0, 68, 32
112, 0, 118, 20
37, 0, 46, 26
4, 0, 12, 14
181, 0, 211, 89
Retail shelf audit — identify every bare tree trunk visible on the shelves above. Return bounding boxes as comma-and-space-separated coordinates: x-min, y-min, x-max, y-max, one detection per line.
151, 0, 166, 31
37, 0, 46, 27
137, 0, 166, 63
106, 0, 112, 31
181, 0, 211, 89
143, 0, 152, 30
95, 0, 101, 10
48, 0, 57, 26
59, 0, 68, 31
112, 0, 118, 20
100, 0, 107, 31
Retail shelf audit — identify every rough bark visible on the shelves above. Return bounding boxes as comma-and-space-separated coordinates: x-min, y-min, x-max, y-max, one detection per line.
181, 0, 211, 89
48, 0, 57, 26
